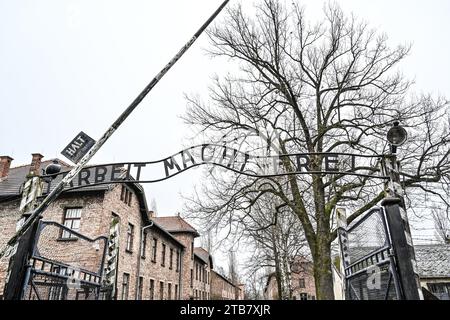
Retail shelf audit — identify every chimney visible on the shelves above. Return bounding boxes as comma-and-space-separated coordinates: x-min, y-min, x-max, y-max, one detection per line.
0, 156, 13, 178
29, 153, 44, 176
148, 210, 155, 218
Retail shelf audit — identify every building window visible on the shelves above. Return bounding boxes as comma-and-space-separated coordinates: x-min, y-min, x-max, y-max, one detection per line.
61, 208, 82, 239
120, 185, 125, 201
152, 238, 157, 262
427, 283, 450, 299
176, 250, 180, 272
300, 293, 308, 300
191, 242, 194, 260
141, 232, 147, 258
137, 276, 143, 300
168, 283, 172, 300
159, 281, 164, 300
161, 243, 166, 267
195, 263, 198, 281
120, 185, 133, 206
169, 248, 174, 270
121, 273, 130, 300
190, 269, 193, 288
126, 223, 134, 252
175, 284, 178, 299
149, 279, 155, 300
299, 278, 305, 288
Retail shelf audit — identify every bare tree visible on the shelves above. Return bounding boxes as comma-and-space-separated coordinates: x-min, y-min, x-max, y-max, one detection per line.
245, 270, 267, 300
228, 250, 239, 283
433, 209, 450, 244
200, 227, 215, 255
242, 195, 308, 300
150, 198, 158, 216
183, 0, 450, 299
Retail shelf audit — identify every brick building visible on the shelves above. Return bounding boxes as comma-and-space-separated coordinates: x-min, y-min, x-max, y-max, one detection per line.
0, 153, 243, 300
136, 216, 185, 300
264, 259, 316, 300
210, 269, 240, 300
193, 247, 213, 300
151, 216, 214, 300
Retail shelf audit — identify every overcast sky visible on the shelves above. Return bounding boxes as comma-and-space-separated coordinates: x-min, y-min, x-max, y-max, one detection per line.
1, 0, 449, 262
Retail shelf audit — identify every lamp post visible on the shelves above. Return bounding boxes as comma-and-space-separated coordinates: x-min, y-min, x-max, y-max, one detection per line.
382, 121, 423, 300
385, 121, 408, 202
42, 160, 62, 194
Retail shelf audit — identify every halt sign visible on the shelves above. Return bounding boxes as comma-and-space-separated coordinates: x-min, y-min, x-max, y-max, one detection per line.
61, 131, 96, 164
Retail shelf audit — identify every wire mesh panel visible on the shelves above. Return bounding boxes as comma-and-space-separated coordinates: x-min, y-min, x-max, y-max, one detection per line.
347, 263, 398, 300
21, 221, 107, 300
340, 208, 402, 300
347, 209, 389, 265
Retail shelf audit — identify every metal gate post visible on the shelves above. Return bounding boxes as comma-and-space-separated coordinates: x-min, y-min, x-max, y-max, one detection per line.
382, 198, 422, 300
3, 219, 40, 300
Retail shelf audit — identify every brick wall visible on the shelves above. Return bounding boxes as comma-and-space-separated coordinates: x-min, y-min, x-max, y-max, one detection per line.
102, 184, 143, 300
0, 198, 22, 294
169, 233, 197, 299
192, 255, 211, 300
264, 264, 317, 300
290, 264, 316, 300
138, 226, 184, 300
210, 270, 236, 300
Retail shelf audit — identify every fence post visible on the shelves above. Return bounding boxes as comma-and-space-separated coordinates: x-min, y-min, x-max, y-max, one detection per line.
2, 219, 40, 300
382, 197, 422, 300
336, 207, 350, 300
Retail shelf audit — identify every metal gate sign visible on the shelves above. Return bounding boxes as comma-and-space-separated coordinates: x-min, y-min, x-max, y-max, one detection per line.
46, 145, 387, 191
61, 131, 96, 164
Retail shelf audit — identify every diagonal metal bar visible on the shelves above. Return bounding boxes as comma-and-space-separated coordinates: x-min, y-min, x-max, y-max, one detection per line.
0, 0, 230, 261
383, 271, 393, 300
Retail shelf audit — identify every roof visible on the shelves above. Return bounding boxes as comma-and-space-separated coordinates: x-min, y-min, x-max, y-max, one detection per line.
0, 160, 65, 198
152, 216, 200, 237
194, 247, 213, 267
0, 158, 150, 228
415, 244, 450, 278
0, 159, 112, 199
149, 218, 185, 249
211, 269, 236, 286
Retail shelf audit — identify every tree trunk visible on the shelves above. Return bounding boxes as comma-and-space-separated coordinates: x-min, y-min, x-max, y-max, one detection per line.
272, 227, 283, 300
313, 241, 335, 300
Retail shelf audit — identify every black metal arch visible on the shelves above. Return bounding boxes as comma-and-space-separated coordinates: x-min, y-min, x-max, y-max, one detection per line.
41, 144, 389, 192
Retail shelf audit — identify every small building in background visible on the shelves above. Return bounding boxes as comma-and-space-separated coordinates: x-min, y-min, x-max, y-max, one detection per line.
210, 269, 239, 300
263, 258, 316, 300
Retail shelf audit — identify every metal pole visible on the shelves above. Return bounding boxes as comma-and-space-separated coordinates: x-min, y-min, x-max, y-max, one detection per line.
0, 0, 230, 261
383, 131, 423, 300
